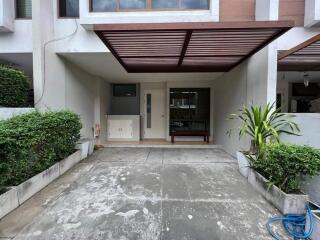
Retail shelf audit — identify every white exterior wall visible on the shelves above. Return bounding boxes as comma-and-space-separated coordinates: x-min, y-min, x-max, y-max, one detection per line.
0, 108, 34, 120
214, 44, 277, 155
65, 61, 99, 138
214, 64, 249, 154
94, 80, 110, 143
31, 0, 111, 139
0, 21, 32, 53
53, 19, 106, 53
277, 27, 320, 51
0, 0, 14, 32
281, 114, 320, 149
304, 0, 320, 27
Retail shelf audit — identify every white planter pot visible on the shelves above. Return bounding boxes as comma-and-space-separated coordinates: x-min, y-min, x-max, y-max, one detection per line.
236, 151, 250, 178
248, 170, 309, 214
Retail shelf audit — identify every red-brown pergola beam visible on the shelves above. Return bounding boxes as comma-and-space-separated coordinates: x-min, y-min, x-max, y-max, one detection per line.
95, 31, 129, 71
94, 21, 294, 32
230, 27, 291, 69
278, 34, 320, 60
178, 30, 193, 66
94, 21, 294, 73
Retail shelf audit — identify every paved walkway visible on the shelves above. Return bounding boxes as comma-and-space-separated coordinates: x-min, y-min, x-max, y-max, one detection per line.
0, 147, 284, 240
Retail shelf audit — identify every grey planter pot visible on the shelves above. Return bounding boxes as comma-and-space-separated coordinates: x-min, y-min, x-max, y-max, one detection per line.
236, 151, 250, 178
248, 170, 309, 214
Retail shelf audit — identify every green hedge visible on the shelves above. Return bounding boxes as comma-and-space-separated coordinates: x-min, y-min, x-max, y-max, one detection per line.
0, 65, 30, 107
252, 143, 320, 193
0, 111, 82, 193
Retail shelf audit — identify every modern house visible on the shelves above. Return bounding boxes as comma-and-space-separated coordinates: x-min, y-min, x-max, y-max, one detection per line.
0, 0, 319, 155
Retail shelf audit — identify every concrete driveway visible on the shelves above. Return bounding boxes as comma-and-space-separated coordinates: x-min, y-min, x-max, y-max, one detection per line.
0, 147, 282, 240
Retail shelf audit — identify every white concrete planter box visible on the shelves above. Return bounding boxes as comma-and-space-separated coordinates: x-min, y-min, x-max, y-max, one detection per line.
60, 151, 82, 175
236, 151, 250, 178
0, 150, 82, 219
17, 163, 60, 204
76, 139, 95, 160
248, 170, 309, 214
0, 188, 19, 220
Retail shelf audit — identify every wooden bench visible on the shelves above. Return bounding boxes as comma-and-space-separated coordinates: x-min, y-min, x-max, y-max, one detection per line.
170, 131, 210, 143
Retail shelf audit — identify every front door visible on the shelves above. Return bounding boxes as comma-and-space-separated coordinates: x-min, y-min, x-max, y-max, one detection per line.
144, 89, 166, 139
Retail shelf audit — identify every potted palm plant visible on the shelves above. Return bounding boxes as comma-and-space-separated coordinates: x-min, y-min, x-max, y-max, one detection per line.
227, 103, 300, 178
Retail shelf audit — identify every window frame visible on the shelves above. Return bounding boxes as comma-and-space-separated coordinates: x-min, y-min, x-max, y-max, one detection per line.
58, 0, 80, 19
89, 0, 210, 12
15, 0, 32, 20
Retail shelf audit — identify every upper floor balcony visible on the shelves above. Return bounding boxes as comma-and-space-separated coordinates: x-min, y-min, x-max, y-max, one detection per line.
2, 0, 319, 32
80, 0, 218, 28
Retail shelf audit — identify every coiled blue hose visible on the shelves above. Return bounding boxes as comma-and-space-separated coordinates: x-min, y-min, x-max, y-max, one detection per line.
266, 205, 314, 240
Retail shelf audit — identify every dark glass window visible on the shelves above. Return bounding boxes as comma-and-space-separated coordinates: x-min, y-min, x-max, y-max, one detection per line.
276, 93, 282, 109
181, 0, 209, 9
152, 0, 178, 9
113, 84, 137, 97
90, 0, 209, 11
16, 0, 32, 19
92, 0, 117, 12
120, 0, 146, 9
59, 0, 79, 18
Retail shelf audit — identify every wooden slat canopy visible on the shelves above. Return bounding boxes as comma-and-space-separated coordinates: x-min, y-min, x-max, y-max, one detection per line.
278, 34, 320, 71
94, 21, 293, 73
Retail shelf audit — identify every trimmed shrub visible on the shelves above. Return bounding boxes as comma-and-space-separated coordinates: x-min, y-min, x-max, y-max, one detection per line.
0, 65, 30, 107
252, 143, 320, 193
0, 111, 81, 193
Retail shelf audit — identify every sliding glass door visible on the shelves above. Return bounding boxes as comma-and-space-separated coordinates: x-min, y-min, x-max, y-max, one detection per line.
169, 88, 210, 133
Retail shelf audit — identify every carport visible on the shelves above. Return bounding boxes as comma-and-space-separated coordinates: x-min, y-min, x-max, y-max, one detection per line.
94, 21, 293, 73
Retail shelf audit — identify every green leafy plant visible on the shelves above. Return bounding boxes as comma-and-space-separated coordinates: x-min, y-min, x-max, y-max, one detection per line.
0, 65, 30, 107
251, 143, 320, 193
0, 111, 81, 194
227, 103, 300, 154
